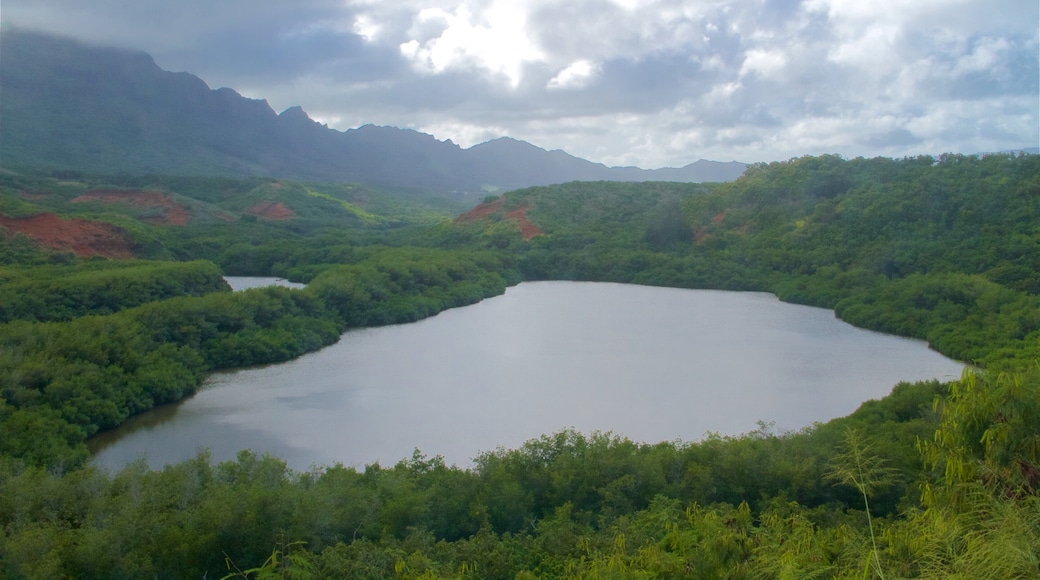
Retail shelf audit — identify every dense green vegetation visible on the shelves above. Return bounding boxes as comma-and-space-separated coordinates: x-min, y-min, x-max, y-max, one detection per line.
1, 153, 1038, 577
0, 247, 517, 469
0, 260, 228, 323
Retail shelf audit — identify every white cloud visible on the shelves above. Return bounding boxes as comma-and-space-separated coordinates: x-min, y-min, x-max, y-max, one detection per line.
952, 37, 1009, 75
395, 3, 543, 87
825, 23, 901, 70
352, 14, 382, 42
739, 50, 787, 79
608, 0, 648, 10
547, 60, 600, 90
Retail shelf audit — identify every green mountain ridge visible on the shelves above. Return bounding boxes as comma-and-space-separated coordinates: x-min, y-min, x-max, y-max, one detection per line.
0, 28, 748, 191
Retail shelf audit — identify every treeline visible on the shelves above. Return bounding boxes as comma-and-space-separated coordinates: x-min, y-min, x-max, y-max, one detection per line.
0, 248, 518, 468
1, 368, 1036, 578
0, 259, 228, 322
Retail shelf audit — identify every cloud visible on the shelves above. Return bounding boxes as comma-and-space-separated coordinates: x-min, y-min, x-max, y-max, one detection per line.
352, 14, 383, 42
547, 60, 600, 89
397, 3, 543, 87
740, 50, 787, 79
1, 0, 1037, 167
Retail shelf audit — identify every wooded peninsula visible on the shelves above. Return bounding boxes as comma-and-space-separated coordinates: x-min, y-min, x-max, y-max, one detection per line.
1, 153, 1038, 578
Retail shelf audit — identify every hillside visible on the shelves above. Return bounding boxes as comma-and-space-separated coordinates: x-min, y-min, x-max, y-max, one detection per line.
0, 170, 479, 288
448, 153, 1040, 367
3, 153, 1036, 366
1, 153, 1039, 577
0, 29, 747, 191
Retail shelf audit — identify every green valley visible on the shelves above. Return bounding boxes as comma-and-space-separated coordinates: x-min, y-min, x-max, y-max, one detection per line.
1, 153, 1038, 578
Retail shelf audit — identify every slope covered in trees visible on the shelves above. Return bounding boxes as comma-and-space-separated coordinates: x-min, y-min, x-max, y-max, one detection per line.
0, 153, 1037, 577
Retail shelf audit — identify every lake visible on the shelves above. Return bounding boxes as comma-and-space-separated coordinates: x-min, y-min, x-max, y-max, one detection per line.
224, 276, 306, 291
89, 281, 964, 471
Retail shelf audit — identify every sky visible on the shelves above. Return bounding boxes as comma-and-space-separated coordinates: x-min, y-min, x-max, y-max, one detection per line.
3, 0, 1038, 168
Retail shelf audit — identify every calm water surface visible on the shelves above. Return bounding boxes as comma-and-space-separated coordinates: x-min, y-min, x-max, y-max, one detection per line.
90, 282, 963, 470
224, 276, 306, 291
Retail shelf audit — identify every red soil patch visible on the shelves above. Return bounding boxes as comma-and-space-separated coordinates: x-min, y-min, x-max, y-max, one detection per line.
457, 198, 543, 240
0, 213, 135, 258
246, 201, 295, 220
456, 198, 505, 222
503, 205, 543, 241
72, 190, 191, 226
712, 212, 726, 225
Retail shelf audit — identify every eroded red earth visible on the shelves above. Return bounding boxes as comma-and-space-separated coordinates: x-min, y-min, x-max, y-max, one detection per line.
503, 205, 543, 241
246, 201, 295, 220
457, 198, 543, 241
457, 197, 505, 220
0, 213, 135, 258
71, 190, 191, 226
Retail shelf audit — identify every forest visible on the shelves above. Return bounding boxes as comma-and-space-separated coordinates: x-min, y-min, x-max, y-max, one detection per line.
0, 153, 1038, 578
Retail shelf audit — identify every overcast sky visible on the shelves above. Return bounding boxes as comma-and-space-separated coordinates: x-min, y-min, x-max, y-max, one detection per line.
4, 0, 1037, 167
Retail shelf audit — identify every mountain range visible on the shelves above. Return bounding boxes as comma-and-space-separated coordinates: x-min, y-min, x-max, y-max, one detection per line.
0, 29, 747, 191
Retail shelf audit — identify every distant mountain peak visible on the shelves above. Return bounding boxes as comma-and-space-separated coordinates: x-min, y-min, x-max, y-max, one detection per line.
279, 105, 312, 120
0, 28, 748, 189
470, 137, 546, 152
